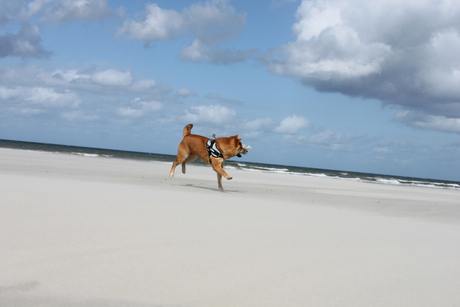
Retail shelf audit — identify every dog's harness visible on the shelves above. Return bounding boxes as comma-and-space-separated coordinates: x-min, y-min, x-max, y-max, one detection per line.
206, 139, 223, 161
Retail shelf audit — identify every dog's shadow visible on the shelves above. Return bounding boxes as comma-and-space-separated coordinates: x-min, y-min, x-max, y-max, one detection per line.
182, 183, 241, 193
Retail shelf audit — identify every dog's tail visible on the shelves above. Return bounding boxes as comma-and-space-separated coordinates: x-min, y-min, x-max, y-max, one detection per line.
183, 124, 193, 137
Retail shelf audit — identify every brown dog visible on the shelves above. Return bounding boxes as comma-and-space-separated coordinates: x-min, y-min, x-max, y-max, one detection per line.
169, 124, 249, 191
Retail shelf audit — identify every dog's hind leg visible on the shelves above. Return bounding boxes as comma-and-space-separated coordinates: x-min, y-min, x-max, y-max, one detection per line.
182, 153, 197, 174
169, 143, 189, 178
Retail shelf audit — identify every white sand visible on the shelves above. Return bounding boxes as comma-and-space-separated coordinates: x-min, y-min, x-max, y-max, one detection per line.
1, 148, 459, 307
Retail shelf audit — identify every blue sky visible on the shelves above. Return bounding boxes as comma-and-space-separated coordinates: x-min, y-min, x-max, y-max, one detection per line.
1, 0, 460, 181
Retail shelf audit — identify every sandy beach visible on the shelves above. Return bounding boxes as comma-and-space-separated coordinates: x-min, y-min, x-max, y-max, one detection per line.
1, 148, 459, 307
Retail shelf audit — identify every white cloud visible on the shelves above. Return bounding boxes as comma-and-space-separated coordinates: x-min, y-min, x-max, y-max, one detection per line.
177, 88, 198, 97
23, 0, 114, 24
115, 107, 144, 118
140, 100, 162, 112
182, 104, 236, 124
118, 3, 184, 41
0, 66, 171, 124
271, 0, 392, 80
244, 118, 274, 131
269, 0, 460, 122
241, 131, 263, 139
132, 79, 157, 91
205, 93, 221, 100
90, 69, 133, 87
274, 115, 308, 134
22, 0, 52, 19
0, 1, 22, 25
0, 86, 80, 108
0, 24, 51, 58
0, 66, 165, 96
115, 98, 162, 118
180, 39, 207, 62
118, 0, 248, 63
241, 118, 274, 139
395, 110, 460, 134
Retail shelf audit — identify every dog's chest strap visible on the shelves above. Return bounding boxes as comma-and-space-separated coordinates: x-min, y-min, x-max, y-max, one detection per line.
206, 139, 223, 159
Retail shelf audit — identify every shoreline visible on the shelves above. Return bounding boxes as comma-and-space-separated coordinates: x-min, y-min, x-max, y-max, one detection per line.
1, 148, 459, 306
1, 141, 459, 190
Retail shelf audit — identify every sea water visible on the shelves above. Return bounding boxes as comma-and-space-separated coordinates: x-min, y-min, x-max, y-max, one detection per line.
1, 139, 459, 190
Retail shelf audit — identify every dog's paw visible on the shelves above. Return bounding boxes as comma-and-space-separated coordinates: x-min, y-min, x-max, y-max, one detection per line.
227, 176, 233, 180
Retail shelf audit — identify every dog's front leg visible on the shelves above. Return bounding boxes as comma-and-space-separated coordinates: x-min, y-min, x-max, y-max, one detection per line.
211, 157, 232, 192
217, 173, 224, 192
211, 157, 232, 180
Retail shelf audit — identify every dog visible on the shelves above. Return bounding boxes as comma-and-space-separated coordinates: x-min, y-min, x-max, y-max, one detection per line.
169, 124, 249, 192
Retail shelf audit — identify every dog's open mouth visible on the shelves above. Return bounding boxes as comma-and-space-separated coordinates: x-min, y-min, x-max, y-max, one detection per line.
237, 144, 251, 158
237, 149, 247, 158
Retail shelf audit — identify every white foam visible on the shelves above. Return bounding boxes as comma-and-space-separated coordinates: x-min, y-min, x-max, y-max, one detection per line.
72, 152, 99, 157
375, 178, 402, 185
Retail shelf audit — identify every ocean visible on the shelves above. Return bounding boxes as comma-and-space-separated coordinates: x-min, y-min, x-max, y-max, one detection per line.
1, 139, 459, 190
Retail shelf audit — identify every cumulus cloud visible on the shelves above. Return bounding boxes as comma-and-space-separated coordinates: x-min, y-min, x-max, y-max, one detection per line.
115, 98, 162, 118
244, 117, 274, 131
274, 115, 308, 134
269, 0, 460, 129
395, 110, 460, 134
118, 0, 251, 64
180, 41, 257, 64
118, 3, 184, 41
0, 0, 22, 25
0, 66, 163, 95
132, 79, 156, 91
182, 104, 236, 124
0, 86, 80, 108
204, 93, 221, 100
177, 88, 198, 97
90, 69, 133, 87
240, 118, 275, 139
22, 0, 115, 24
115, 107, 144, 118
0, 24, 51, 58
0, 0, 117, 58
0, 66, 167, 121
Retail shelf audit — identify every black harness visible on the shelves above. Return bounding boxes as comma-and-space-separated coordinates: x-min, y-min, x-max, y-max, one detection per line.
206, 139, 223, 160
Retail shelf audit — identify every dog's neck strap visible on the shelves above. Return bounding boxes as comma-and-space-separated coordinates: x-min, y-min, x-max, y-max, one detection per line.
206, 139, 223, 159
